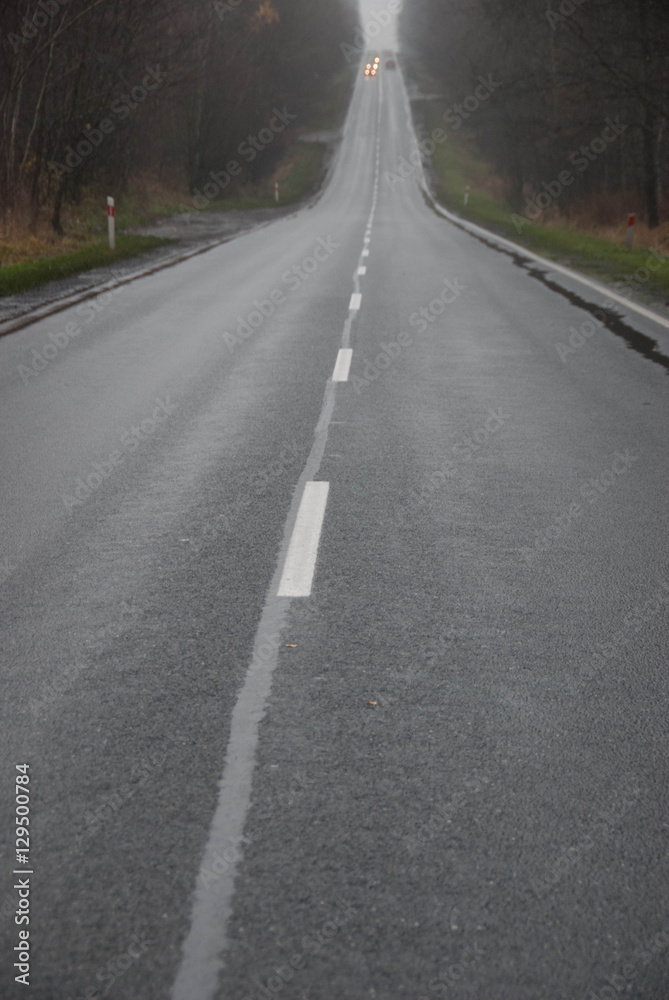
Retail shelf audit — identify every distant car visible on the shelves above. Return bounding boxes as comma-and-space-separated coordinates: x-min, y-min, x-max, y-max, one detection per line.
364, 58, 378, 77
385, 59, 396, 69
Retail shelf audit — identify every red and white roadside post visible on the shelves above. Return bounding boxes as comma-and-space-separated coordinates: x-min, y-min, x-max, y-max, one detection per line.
274, 182, 279, 203
464, 185, 470, 207
625, 213, 636, 250
107, 196, 116, 250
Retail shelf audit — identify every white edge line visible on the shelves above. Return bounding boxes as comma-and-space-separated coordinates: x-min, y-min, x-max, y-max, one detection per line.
397, 65, 669, 336
421, 187, 669, 335
277, 482, 330, 597
332, 348, 353, 382
349, 292, 362, 311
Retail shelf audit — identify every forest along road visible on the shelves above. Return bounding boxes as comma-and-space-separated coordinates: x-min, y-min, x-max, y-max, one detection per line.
1, 62, 668, 1000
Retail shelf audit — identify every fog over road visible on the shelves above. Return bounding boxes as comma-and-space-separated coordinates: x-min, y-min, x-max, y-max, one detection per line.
1, 58, 668, 1000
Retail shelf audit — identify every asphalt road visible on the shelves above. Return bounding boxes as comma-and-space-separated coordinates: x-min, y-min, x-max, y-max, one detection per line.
1, 61, 668, 1000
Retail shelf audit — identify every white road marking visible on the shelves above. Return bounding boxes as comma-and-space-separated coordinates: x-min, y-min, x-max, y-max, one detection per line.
429, 190, 669, 335
358, 266, 367, 275
396, 70, 669, 338
172, 70, 380, 1000
332, 347, 353, 381
349, 292, 362, 311
277, 482, 330, 597
362, 249, 370, 257
363, 237, 371, 244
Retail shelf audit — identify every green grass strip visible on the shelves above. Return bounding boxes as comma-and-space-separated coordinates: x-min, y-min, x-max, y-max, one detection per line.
421, 102, 669, 298
0, 235, 174, 298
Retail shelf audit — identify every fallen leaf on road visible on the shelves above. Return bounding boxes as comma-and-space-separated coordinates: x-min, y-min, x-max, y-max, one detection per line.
366, 701, 378, 707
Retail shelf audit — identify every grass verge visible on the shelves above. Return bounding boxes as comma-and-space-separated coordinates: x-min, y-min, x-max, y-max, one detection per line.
0, 235, 174, 298
0, 63, 354, 296
419, 101, 669, 301
205, 143, 329, 213
204, 65, 355, 212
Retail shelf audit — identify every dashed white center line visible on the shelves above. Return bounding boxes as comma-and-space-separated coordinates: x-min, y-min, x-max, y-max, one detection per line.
171, 68, 385, 1000
332, 348, 353, 382
358, 266, 367, 276
277, 482, 330, 597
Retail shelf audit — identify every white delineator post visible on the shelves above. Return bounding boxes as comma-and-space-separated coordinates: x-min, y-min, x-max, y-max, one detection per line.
625, 213, 635, 249
464, 185, 470, 206
274, 182, 279, 203
107, 196, 116, 249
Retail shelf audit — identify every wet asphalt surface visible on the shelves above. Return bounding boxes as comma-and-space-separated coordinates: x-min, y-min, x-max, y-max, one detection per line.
1, 64, 668, 1000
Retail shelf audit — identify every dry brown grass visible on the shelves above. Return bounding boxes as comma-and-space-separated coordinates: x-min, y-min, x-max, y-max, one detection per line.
472, 157, 669, 253
0, 232, 91, 268
1, 191, 100, 267
563, 215, 669, 252
549, 190, 669, 252
0, 171, 190, 268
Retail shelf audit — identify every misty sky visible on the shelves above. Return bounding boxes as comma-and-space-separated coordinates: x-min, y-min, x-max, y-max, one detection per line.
357, 0, 400, 51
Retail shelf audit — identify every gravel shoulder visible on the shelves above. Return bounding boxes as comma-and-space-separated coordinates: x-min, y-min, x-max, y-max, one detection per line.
0, 128, 344, 331
0, 203, 303, 329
